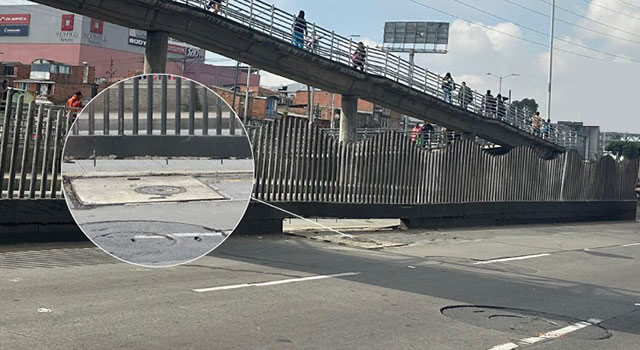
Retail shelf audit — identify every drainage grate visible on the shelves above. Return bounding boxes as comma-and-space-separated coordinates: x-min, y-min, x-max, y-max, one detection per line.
134, 185, 187, 196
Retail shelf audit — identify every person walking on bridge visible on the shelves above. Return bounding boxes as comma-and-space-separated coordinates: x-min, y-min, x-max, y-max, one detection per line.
441, 73, 454, 103
352, 42, 367, 71
483, 90, 496, 118
206, 0, 223, 14
532, 111, 543, 136
293, 10, 307, 49
458, 82, 473, 110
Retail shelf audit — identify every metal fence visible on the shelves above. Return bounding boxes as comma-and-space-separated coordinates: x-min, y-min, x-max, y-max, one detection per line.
72, 75, 242, 136
251, 118, 637, 204
0, 90, 68, 199
177, 0, 577, 147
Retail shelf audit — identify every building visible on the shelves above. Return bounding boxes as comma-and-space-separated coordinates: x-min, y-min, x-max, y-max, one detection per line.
211, 85, 279, 122
288, 88, 403, 129
0, 5, 259, 87
10, 59, 96, 104
0, 61, 30, 86
558, 121, 601, 161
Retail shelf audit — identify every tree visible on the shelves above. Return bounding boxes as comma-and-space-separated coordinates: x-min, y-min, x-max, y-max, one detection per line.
606, 141, 640, 160
511, 98, 539, 114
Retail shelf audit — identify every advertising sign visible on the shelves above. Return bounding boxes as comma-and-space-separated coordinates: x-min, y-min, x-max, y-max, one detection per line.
0, 14, 30, 37
0, 14, 30, 24
383, 22, 449, 45
90, 18, 103, 34
61, 14, 74, 31
128, 28, 146, 47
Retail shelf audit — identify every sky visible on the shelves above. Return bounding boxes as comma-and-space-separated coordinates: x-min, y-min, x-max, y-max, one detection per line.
8, 0, 640, 132
253, 0, 640, 133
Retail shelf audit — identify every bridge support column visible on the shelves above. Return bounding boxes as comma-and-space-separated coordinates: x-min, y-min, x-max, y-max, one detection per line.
339, 95, 358, 143
144, 31, 169, 74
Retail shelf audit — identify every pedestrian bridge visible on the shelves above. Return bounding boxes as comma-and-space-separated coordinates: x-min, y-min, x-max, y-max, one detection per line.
31, 0, 575, 156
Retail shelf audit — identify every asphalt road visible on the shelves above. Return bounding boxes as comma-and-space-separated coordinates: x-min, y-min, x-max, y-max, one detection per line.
1, 220, 640, 349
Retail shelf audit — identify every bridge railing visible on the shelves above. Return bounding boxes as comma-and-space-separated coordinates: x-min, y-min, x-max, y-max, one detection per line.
178, 0, 577, 148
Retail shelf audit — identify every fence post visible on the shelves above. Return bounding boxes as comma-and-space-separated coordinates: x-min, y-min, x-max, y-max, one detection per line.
269, 5, 275, 35
146, 75, 153, 135
0, 89, 14, 197
329, 31, 335, 60
248, 0, 254, 28
7, 94, 24, 199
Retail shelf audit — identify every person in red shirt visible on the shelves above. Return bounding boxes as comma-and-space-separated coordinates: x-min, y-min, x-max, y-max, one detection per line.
66, 91, 83, 110
65, 91, 83, 133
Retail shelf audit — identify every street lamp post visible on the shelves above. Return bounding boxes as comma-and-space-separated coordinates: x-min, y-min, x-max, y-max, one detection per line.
486, 73, 520, 96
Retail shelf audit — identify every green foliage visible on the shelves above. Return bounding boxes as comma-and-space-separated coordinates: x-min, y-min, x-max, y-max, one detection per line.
606, 141, 640, 159
512, 98, 539, 113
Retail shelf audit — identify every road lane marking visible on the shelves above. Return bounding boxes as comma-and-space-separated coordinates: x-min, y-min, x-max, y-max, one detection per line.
489, 319, 600, 349
193, 272, 360, 293
133, 232, 225, 240
473, 253, 550, 265
622, 243, 640, 247
489, 343, 518, 350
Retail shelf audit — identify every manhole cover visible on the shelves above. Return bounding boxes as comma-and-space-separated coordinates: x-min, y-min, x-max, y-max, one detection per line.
134, 185, 187, 196
441, 305, 611, 340
81, 220, 230, 266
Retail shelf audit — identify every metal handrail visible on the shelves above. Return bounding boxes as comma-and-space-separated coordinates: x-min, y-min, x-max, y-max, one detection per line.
181, 0, 577, 148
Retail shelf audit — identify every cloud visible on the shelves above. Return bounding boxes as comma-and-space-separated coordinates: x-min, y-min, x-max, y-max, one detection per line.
260, 71, 296, 88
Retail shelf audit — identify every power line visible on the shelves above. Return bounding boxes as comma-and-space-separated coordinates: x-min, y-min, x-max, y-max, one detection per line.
406, 0, 613, 62
536, 0, 640, 39
617, 0, 640, 11
502, 0, 640, 45
581, 0, 640, 21
451, 0, 640, 63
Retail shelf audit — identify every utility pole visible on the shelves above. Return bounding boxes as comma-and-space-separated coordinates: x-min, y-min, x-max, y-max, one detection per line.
547, 0, 556, 120
231, 61, 240, 115
243, 65, 252, 124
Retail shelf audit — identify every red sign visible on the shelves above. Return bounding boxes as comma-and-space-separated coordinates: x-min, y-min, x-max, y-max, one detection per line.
0, 14, 30, 25
61, 14, 74, 31
90, 18, 103, 34
167, 44, 186, 55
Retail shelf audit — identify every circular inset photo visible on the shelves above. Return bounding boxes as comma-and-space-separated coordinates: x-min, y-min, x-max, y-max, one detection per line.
61, 74, 254, 267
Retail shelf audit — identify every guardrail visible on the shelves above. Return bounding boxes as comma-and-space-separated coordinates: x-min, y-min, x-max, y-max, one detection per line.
251, 118, 636, 204
178, 0, 577, 148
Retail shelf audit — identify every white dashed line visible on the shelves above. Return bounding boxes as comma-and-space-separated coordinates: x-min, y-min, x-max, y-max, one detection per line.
489, 319, 600, 349
473, 253, 550, 265
132, 232, 225, 240
621, 243, 640, 247
193, 272, 360, 293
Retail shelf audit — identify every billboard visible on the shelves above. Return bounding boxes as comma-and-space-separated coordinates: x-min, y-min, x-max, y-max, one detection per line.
383, 22, 449, 45
128, 28, 146, 47
0, 14, 30, 37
